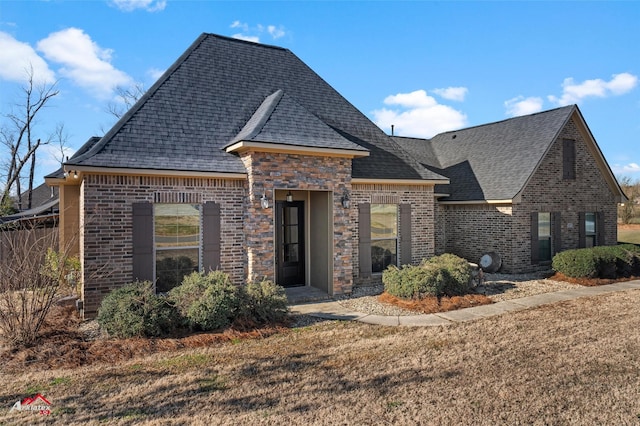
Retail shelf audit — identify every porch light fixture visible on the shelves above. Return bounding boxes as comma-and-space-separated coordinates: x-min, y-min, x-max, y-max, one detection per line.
260, 193, 269, 209
341, 189, 351, 209
73, 171, 78, 179
286, 191, 293, 203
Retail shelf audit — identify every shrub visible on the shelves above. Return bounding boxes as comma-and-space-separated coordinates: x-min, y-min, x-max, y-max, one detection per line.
239, 280, 289, 324
425, 253, 473, 296
168, 271, 240, 331
552, 244, 640, 279
383, 264, 443, 299
383, 254, 472, 300
0, 224, 67, 347
96, 281, 178, 338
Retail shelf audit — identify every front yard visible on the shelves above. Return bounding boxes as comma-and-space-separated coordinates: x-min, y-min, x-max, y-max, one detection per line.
2, 288, 639, 424
619, 224, 640, 244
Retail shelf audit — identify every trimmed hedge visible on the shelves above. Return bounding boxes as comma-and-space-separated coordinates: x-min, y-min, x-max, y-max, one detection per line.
552, 244, 640, 279
96, 281, 179, 338
383, 254, 472, 300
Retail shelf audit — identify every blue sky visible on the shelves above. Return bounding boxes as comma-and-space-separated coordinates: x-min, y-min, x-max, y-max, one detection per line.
1, 0, 639, 185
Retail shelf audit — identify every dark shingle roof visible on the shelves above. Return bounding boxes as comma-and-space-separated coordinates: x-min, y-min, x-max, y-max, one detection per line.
228, 89, 367, 152
395, 105, 576, 201
67, 33, 445, 181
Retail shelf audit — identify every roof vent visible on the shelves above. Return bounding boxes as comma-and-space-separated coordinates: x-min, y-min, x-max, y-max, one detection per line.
452, 134, 457, 139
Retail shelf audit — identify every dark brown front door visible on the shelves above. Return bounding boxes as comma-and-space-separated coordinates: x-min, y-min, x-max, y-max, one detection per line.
276, 201, 305, 287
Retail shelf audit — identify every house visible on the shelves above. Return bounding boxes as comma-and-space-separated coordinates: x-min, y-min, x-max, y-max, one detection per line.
396, 105, 625, 272
45, 33, 625, 318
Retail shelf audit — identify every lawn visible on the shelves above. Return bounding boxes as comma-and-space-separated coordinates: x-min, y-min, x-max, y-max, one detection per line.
619, 224, 640, 244
2, 289, 640, 424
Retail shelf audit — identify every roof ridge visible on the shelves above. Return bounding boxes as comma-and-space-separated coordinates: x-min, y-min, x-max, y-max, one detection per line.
436, 104, 576, 136
203, 33, 289, 52
229, 89, 285, 145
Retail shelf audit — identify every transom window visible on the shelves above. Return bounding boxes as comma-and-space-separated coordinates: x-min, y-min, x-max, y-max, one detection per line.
154, 204, 201, 293
371, 204, 398, 273
538, 212, 552, 262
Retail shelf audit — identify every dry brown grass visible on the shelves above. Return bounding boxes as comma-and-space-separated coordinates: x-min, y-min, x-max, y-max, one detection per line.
2, 288, 640, 425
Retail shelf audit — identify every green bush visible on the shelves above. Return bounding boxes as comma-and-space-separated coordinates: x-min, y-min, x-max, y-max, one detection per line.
383, 254, 472, 300
168, 271, 240, 331
96, 281, 178, 338
424, 253, 473, 296
239, 280, 289, 324
552, 244, 640, 278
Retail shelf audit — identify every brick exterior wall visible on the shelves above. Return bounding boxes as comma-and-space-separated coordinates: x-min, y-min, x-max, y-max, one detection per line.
442, 204, 514, 269
80, 174, 246, 317
240, 151, 354, 295
352, 183, 436, 286
438, 117, 618, 273
512, 117, 618, 271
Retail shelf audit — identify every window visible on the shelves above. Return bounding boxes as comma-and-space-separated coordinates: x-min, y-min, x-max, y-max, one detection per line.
371, 204, 397, 273
585, 212, 597, 248
154, 204, 201, 293
538, 212, 552, 262
563, 138, 576, 180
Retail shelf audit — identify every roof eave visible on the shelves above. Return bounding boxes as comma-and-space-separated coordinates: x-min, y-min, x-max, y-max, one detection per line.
225, 141, 370, 158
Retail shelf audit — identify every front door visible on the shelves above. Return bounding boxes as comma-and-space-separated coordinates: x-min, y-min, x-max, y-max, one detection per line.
276, 201, 305, 287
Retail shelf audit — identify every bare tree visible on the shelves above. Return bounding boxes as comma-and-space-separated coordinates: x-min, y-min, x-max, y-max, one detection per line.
1, 66, 59, 211
618, 176, 640, 225
106, 83, 145, 119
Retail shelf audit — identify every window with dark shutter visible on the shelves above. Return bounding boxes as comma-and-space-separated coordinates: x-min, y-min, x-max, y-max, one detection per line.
400, 204, 412, 266
132, 202, 154, 283
358, 203, 372, 278
202, 201, 221, 272
563, 139, 576, 180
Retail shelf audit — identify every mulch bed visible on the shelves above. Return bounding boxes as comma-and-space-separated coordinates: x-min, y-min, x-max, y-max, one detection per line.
0, 305, 286, 371
549, 272, 640, 287
378, 292, 493, 314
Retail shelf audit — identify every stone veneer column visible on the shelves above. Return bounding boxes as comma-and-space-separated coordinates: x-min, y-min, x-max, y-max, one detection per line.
240, 151, 353, 294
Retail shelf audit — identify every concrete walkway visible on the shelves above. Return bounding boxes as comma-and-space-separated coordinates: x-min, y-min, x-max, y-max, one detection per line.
289, 280, 640, 327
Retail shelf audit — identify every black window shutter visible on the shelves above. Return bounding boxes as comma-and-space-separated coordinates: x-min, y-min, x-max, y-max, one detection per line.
400, 204, 412, 266
552, 212, 562, 255
202, 201, 221, 272
596, 211, 605, 246
132, 202, 154, 282
358, 203, 372, 278
578, 212, 586, 248
531, 212, 539, 264
563, 139, 576, 180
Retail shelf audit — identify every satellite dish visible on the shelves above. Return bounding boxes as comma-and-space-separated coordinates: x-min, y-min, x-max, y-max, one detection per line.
479, 252, 502, 273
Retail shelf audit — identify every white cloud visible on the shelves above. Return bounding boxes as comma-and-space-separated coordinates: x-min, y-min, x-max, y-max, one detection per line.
231, 34, 260, 43
0, 32, 55, 83
548, 72, 638, 106
231, 21, 249, 32
432, 86, 468, 102
147, 67, 165, 82
36, 28, 132, 99
613, 162, 640, 176
109, 0, 167, 12
229, 21, 288, 44
504, 96, 544, 117
372, 89, 467, 138
267, 25, 286, 39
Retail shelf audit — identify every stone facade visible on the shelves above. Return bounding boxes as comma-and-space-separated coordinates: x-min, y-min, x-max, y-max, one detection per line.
79, 174, 246, 317
240, 151, 354, 294
438, 117, 618, 273
352, 183, 436, 286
